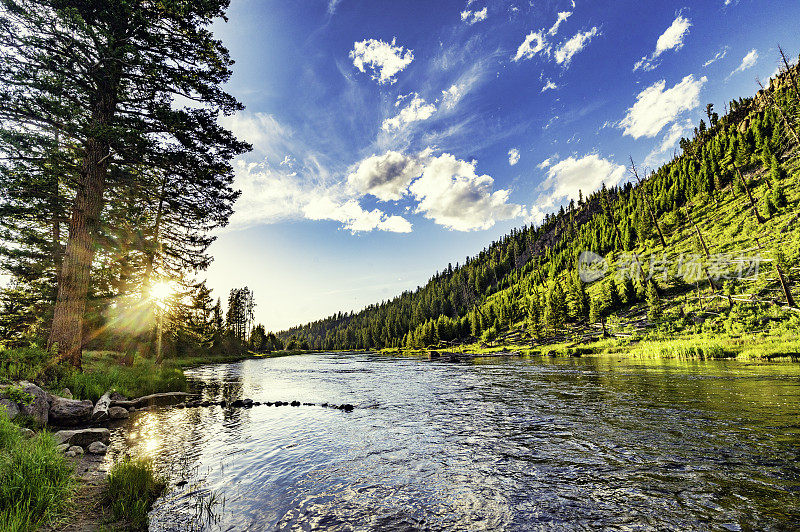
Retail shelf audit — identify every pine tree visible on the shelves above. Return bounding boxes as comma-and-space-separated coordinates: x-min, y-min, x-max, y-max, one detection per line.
0, 0, 249, 367
646, 281, 662, 322
544, 280, 567, 334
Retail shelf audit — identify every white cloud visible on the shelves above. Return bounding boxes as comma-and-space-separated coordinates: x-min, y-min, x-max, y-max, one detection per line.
703, 46, 729, 67
633, 16, 691, 72
643, 118, 692, 168
537, 157, 553, 169
382, 95, 437, 131
327, 0, 342, 15
537, 153, 626, 208
548, 11, 572, 36
555, 27, 600, 65
441, 84, 464, 110
508, 148, 520, 166
350, 38, 414, 85
347, 150, 426, 201
512, 30, 549, 62
409, 153, 523, 231
541, 79, 558, 92
460, 7, 487, 25
219, 112, 290, 159
303, 197, 412, 233
620, 74, 707, 139
730, 49, 758, 76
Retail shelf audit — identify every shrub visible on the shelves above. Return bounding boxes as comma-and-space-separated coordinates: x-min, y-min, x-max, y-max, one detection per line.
105, 458, 167, 531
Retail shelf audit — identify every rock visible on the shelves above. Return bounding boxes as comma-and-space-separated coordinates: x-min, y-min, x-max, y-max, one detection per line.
340, 404, 354, 412
87, 441, 107, 454
92, 391, 112, 421
242, 398, 253, 407
56, 443, 70, 453
0, 398, 20, 420
60, 388, 73, 400
18, 381, 49, 426
231, 399, 245, 407
128, 407, 136, 412
53, 428, 110, 447
111, 392, 191, 409
290, 401, 300, 407
18, 427, 35, 439
49, 396, 93, 426
109, 392, 127, 402
68, 445, 84, 456
65, 450, 77, 458
108, 406, 129, 419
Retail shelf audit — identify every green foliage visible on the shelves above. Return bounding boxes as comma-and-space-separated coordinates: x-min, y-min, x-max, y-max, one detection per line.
544, 281, 567, 334
105, 458, 167, 531
2, 387, 32, 406
0, 413, 74, 531
646, 282, 662, 322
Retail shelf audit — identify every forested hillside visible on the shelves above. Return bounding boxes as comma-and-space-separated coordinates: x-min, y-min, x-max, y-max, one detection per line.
280, 54, 800, 356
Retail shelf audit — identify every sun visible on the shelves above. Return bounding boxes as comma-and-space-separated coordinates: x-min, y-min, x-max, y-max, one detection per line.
149, 280, 176, 305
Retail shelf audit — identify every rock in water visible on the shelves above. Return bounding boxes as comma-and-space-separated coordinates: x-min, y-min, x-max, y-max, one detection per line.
49, 397, 93, 426
108, 406, 130, 420
88, 441, 108, 454
53, 428, 110, 447
18, 381, 49, 426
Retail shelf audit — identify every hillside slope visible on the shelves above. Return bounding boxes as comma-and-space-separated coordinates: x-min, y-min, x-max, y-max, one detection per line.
279, 57, 800, 359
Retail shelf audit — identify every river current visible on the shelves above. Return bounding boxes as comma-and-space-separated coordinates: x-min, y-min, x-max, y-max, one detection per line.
106, 353, 800, 531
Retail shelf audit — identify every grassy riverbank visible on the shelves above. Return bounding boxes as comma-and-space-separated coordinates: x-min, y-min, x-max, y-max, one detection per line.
381, 331, 800, 361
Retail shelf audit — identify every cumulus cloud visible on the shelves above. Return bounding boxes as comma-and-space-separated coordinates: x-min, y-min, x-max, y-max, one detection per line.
541, 79, 558, 92
382, 94, 437, 131
508, 148, 520, 166
703, 46, 729, 67
536, 153, 626, 208
350, 38, 414, 85
409, 153, 523, 231
512, 30, 549, 62
304, 197, 412, 233
620, 74, 707, 139
730, 49, 758, 76
347, 150, 426, 201
460, 7, 487, 25
548, 11, 572, 36
554, 27, 600, 65
440, 84, 464, 110
633, 15, 691, 72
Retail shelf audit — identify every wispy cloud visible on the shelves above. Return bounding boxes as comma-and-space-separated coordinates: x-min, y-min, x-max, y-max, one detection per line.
703, 45, 729, 67
554, 27, 600, 66
633, 15, 691, 72
729, 49, 758, 77
541, 79, 558, 92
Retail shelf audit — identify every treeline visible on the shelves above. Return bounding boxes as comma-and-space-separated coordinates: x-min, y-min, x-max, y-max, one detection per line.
0, 1, 252, 365
280, 54, 800, 350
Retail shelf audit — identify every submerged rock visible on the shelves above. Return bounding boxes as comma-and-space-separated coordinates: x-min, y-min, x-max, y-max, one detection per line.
49, 396, 93, 426
53, 428, 110, 447
88, 441, 107, 454
108, 406, 130, 420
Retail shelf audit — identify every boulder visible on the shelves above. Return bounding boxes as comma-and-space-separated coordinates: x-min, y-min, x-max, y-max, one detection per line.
87, 441, 107, 454
49, 396, 93, 426
18, 427, 35, 439
56, 443, 70, 453
68, 445, 84, 456
0, 398, 20, 420
108, 406, 129, 420
53, 428, 110, 447
65, 450, 77, 458
92, 391, 112, 421
60, 388, 73, 400
109, 392, 127, 402
18, 381, 49, 426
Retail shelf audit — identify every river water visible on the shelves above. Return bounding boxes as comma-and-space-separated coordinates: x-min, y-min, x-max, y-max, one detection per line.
107, 353, 800, 531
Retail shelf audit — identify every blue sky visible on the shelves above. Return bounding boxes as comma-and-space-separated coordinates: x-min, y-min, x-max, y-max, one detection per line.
199, 0, 800, 331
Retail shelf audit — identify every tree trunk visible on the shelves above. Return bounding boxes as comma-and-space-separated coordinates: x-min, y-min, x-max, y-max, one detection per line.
48, 91, 117, 367
736, 165, 766, 224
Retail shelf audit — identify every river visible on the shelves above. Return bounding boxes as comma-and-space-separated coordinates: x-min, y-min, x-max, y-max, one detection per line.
106, 353, 800, 531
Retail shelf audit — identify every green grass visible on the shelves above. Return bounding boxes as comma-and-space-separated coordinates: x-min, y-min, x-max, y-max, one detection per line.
104, 458, 166, 531
0, 412, 74, 532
